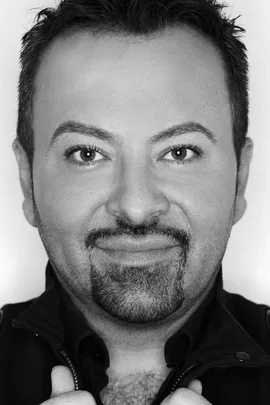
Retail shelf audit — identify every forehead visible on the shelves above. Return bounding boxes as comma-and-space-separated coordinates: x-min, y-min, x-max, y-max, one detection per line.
33, 26, 231, 146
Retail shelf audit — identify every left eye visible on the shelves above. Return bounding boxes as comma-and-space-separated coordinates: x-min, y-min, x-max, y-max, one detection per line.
161, 146, 200, 163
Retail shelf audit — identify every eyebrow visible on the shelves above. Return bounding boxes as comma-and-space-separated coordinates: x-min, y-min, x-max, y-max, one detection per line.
49, 120, 217, 149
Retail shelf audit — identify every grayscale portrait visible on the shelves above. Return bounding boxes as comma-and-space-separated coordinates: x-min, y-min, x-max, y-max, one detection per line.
0, 0, 270, 404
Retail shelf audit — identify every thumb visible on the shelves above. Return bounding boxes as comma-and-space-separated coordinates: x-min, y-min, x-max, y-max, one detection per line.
50, 365, 75, 398
187, 379, 202, 395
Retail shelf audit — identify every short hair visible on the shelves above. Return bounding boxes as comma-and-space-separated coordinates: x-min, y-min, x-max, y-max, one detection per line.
17, 0, 248, 174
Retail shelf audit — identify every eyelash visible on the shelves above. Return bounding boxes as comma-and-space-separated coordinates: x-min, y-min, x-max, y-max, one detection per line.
63, 143, 203, 168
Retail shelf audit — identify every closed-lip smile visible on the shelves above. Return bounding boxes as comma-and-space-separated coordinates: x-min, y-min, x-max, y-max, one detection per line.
96, 236, 179, 252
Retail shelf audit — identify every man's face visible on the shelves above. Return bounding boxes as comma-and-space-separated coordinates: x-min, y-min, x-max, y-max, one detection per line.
15, 27, 251, 325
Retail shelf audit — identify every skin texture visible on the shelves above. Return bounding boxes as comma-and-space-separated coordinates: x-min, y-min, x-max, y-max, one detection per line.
13, 25, 253, 386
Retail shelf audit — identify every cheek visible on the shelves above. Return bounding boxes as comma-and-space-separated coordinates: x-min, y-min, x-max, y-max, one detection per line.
34, 173, 99, 234
174, 165, 237, 233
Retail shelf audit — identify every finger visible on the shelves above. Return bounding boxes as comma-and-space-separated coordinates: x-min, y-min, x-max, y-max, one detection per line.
50, 365, 75, 398
46, 390, 96, 404
169, 388, 212, 404
45, 391, 96, 405
187, 379, 202, 395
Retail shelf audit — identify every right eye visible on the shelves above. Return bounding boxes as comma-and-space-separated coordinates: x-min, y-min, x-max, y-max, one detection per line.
64, 143, 109, 167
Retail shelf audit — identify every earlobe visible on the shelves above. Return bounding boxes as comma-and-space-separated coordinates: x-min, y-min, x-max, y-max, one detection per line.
233, 137, 253, 225
12, 138, 39, 228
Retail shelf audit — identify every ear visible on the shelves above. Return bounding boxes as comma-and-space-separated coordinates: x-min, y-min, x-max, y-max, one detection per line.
12, 138, 39, 228
233, 137, 254, 225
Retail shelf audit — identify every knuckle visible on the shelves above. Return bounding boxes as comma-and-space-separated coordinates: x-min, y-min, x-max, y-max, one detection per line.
173, 388, 190, 397
44, 390, 94, 404
76, 390, 94, 401
164, 388, 211, 405
167, 388, 191, 402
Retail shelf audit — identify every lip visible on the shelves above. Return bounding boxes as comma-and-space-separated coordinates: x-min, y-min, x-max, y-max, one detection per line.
96, 236, 179, 252
96, 246, 180, 265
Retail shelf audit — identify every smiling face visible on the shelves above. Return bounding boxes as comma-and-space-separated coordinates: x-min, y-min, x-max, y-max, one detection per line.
13, 26, 252, 325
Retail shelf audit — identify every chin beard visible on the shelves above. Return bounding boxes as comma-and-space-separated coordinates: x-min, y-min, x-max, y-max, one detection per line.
90, 250, 186, 324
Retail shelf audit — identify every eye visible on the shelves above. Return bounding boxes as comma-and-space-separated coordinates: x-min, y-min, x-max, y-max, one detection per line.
161, 144, 202, 164
64, 143, 108, 167
64, 143, 203, 168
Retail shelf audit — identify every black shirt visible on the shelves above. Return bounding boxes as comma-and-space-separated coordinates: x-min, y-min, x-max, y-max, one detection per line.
4, 260, 270, 405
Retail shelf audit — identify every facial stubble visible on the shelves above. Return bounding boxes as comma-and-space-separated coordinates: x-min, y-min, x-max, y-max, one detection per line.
89, 248, 186, 324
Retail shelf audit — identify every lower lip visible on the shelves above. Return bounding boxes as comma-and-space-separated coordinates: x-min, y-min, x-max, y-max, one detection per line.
96, 246, 180, 265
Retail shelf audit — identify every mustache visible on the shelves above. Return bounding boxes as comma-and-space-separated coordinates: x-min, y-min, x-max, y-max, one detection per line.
85, 216, 191, 253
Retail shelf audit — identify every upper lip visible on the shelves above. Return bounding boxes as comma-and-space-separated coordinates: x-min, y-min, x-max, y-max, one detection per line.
96, 237, 179, 252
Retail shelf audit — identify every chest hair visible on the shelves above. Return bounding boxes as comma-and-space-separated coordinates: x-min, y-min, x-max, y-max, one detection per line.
99, 371, 168, 405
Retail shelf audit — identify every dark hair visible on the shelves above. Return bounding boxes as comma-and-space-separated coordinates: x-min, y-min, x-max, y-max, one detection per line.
17, 0, 248, 174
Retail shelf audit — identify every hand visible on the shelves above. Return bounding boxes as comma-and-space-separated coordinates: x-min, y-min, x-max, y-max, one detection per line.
40, 365, 97, 404
162, 379, 212, 405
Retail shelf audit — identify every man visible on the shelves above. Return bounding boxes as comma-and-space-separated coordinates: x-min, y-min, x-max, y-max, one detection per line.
1, 0, 270, 404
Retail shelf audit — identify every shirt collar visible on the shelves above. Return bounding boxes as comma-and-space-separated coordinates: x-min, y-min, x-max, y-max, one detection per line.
164, 274, 218, 365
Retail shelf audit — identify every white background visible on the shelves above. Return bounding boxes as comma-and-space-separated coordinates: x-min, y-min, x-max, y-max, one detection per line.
0, 0, 269, 308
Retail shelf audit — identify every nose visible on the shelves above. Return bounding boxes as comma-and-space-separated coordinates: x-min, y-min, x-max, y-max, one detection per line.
105, 162, 170, 225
